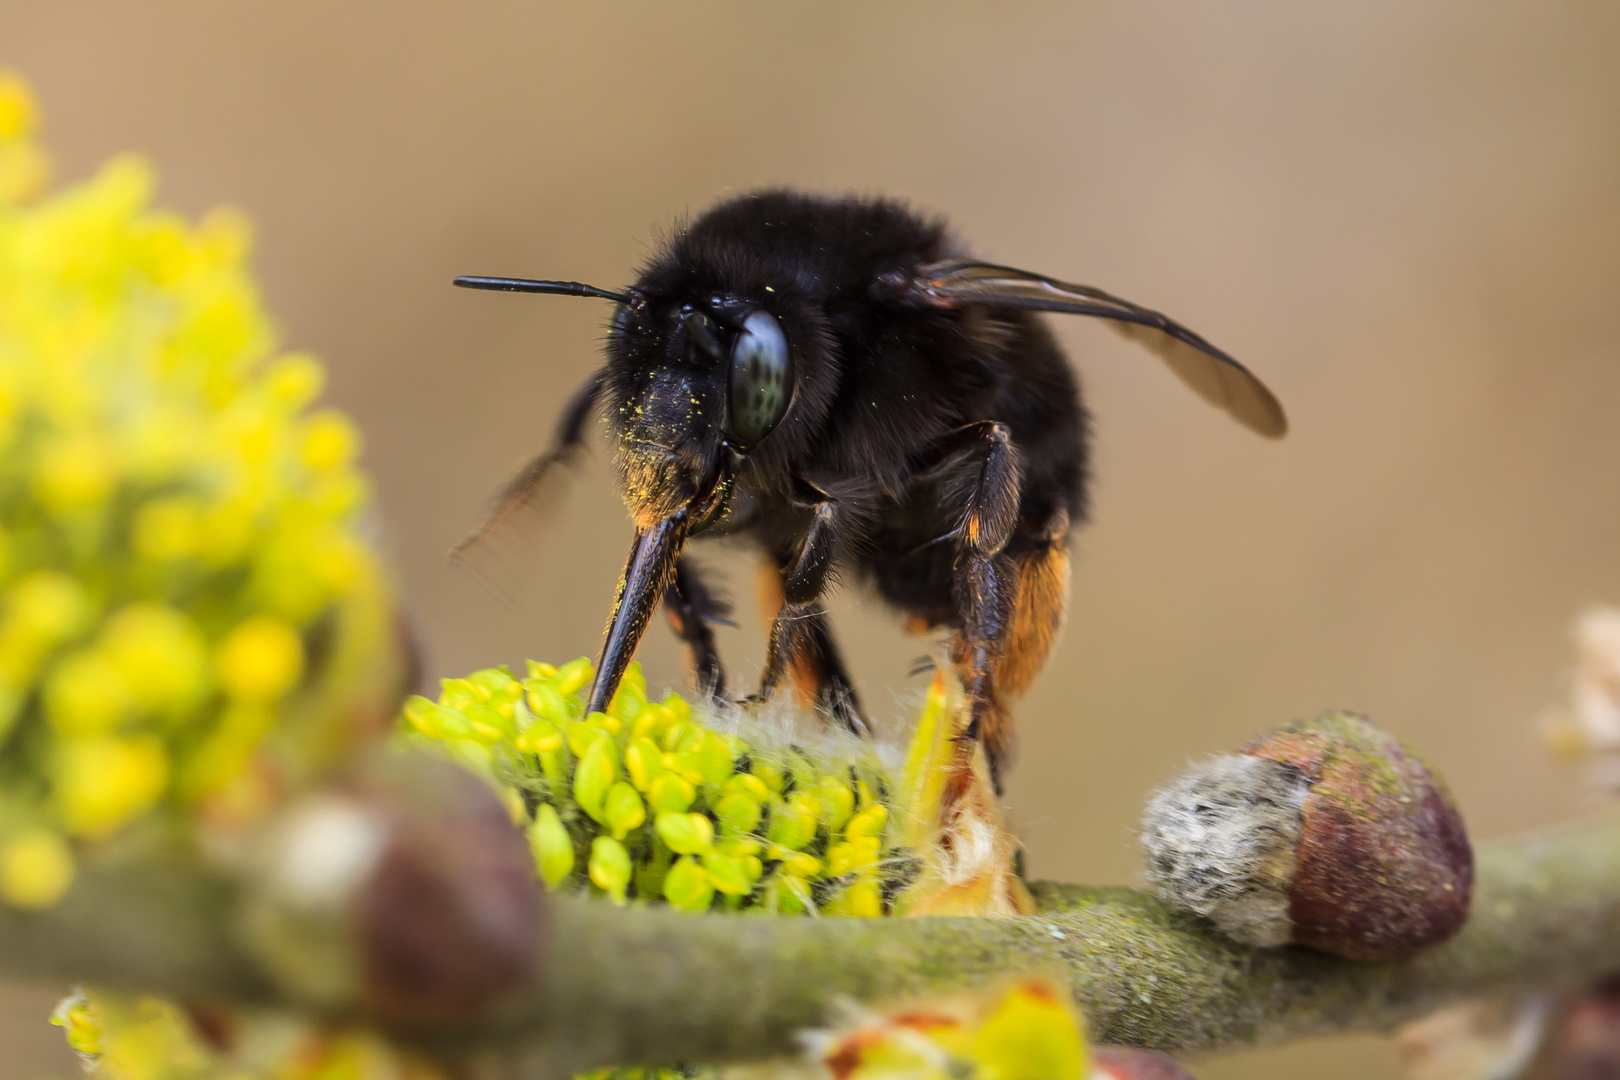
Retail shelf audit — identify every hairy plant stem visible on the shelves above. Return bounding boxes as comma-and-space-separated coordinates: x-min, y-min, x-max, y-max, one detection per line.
4, 814, 1619, 1072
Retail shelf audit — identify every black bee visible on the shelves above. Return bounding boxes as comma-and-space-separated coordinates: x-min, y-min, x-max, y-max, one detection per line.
455, 190, 1285, 790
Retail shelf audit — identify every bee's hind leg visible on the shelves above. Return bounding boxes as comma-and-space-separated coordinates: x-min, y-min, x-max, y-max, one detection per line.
922, 422, 1027, 794
663, 556, 732, 701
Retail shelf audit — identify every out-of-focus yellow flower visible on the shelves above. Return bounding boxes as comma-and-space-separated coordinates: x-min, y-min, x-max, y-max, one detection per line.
55, 735, 169, 838
0, 69, 397, 886
0, 72, 39, 141
217, 615, 304, 702
0, 826, 74, 908
6, 570, 92, 646
83, 996, 210, 1080
0, 73, 48, 204
302, 409, 360, 471
102, 604, 210, 718
45, 649, 131, 735
50, 991, 101, 1059
33, 432, 116, 514
813, 979, 1088, 1080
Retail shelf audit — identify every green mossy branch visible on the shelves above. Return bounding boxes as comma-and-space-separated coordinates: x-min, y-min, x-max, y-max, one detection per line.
4, 811, 1619, 1073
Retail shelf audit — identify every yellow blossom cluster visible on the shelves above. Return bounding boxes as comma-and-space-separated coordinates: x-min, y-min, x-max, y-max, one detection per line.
402, 658, 907, 915
809, 978, 1089, 1080
0, 71, 393, 912
50, 991, 444, 1080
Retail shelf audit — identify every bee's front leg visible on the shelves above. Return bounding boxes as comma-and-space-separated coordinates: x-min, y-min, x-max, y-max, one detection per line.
755, 485, 868, 735
663, 556, 731, 701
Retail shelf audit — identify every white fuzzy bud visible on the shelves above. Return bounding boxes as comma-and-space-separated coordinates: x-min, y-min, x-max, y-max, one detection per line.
1139, 754, 1309, 948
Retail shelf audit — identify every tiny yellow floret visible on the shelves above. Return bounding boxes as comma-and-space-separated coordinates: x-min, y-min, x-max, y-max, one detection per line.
55, 736, 169, 838
0, 828, 74, 909
216, 616, 304, 702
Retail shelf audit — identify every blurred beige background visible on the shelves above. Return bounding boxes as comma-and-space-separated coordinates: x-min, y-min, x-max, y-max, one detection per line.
4, 2, 1620, 1077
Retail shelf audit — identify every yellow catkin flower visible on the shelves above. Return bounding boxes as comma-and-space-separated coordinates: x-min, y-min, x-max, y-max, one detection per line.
55, 736, 170, 838
0, 71, 39, 140
130, 496, 203, 561
7, 569, 92, 644
101, 604, 210, 718
301, 409, 360, 471
33, 433, 117, 514
44, 649, 130, 736
50, 992, 101, 1058
216, 615, 304, 702
0, 72, 48, 203
0, 827, 74, 908
263, 352, 325, 408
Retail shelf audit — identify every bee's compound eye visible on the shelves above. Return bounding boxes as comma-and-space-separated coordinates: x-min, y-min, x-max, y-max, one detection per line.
727, 310, 792, 448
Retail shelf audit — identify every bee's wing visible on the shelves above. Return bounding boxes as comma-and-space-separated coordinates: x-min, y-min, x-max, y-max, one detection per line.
449, 369, 606, 592
905, 260, 1287, 438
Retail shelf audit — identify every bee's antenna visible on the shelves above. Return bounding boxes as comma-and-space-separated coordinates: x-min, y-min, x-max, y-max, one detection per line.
453, 276, 635, 303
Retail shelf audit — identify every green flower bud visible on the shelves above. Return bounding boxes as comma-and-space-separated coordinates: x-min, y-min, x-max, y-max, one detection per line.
438, 677, 479, 712
568, 719, 611, 758
573, 736, 617, 822
463, 702, 511, 743
662, 693, 691, 724
845, 803, 887, 840
766, 872, 809, 915
604, 781, 646, 839
827, 836, 882, 876
467, 666, 517, 700
826, 878, 883, 918
529, 804, 574, 887
691, 732, 734, 787
589, 835, 631, 903
446, 738, 494, 778
648, 772, 696, 813
656, 811, 714, 855
767, 805, 817, 851
751, 758, 785, 793
517, 719, 564, 756
525, 681, 571, 725
787, 790, 822, 820
625, 736, 666, 791
714, 790, 763, 836
553, 656, 593, 696
629, 703, 668, 739
818, 779, 856, 831
702, 850, 757, 896
663, 855, 714, 911
525, 659, 559, 680
607, 678, 645, 724
724, 772, 770, 801
538, 747, 568, 785
769, 845, 823, 878
660, 719, 695, 753
666, 750, 708, 786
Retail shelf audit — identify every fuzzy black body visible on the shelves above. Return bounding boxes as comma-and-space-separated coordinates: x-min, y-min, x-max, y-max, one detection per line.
619, 192, 1086, 628
455, 188, 1285, 788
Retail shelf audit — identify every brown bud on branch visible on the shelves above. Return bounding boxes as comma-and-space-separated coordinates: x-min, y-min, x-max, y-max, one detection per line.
241, 751, 543, 1029
1142, 711, 1472, 961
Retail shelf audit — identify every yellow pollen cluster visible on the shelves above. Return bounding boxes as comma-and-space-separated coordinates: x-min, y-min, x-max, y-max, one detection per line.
401, 657, 905, 916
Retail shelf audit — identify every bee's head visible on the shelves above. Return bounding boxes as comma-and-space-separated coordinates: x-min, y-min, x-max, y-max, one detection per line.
451, 264, 832, 717
603, 273, 829, 529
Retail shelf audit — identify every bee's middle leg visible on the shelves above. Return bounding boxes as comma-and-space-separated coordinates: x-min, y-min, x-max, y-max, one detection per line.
663, 556, 730, 700
755, 495, 868, 735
